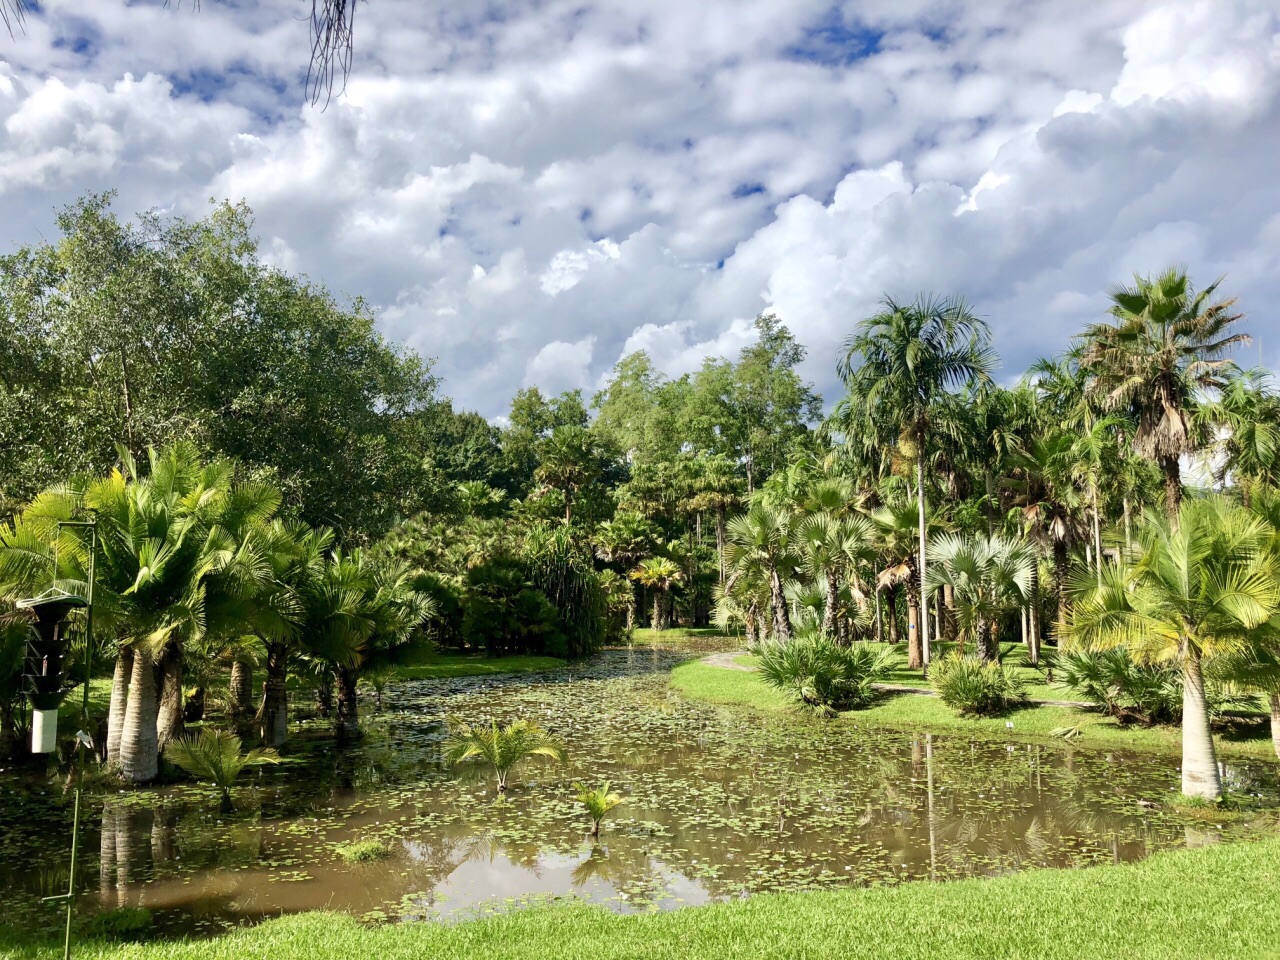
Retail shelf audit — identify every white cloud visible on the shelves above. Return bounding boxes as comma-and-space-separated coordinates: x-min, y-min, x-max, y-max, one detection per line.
0, 0, 1276, 418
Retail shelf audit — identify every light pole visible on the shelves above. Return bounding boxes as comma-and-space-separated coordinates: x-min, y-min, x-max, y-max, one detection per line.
16, 519, 96, 960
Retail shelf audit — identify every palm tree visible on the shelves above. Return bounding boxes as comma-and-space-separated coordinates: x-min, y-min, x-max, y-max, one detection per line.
628, 556, 682, 630
1205, 369, 1280, 506
926, 534, 1034, 661
724, 503, 800, 642
304, 549, 432, 739
594, 512, 654, 630
796, 513, 875, 640
837, 294, 996, 670
165, 729, 280, 813
444, 718, 567, 794
574, 781, 625, 838
872, 500, 940, 668
1068, 498, 1278, 799
1007, 431, 1085, 649
1081, 267, 1248, 522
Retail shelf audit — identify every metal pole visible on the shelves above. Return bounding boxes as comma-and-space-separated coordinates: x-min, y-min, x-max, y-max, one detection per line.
58, 520, 95, 960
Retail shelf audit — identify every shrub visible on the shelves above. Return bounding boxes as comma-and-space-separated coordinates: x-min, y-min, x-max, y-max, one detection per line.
1056, 649, 1257, 726
932, 653, 1027, 716
80, 907, 152, 940
335, 840, 392, 863
755, 634, 893, 712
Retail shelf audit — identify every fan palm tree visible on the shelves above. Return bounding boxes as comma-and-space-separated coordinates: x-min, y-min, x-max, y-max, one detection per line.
724, 502, 800, 642
1081, 267, 1248, 522
165, 729, 280, 813
303, 549, 432, 739
1205, 369, 1280, 506
837, 294, 996, 669
796, 513, 875, 640
628, 556, 682, 630
1068, 498, 1278, 799
574, 781, 626, 838
444, 718, 567, 794
872, 500, 941, 668
594, 512, 655, 629
926, 534, 1034, 661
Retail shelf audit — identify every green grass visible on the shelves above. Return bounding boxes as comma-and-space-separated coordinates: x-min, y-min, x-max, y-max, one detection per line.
386, 649, 565, 681
6, 837, 1279, 959
333, 840, 391, 863
629, 627, 738, 648
671, 660, 1279, 760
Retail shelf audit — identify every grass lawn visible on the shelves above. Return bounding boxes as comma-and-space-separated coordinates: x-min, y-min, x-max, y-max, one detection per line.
7, 836, 1279, 959
671, 659, 1280, 761
629, 626, 740, 649
386, 649, 565, 681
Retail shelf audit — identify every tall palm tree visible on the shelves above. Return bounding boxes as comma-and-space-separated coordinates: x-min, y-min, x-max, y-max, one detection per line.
723, 502, 800, 642
837, 294, 996, 670
926, 534, 1034, 661
1006, 431, 1085, 648
1081, 267, 1248, 522
1069, 498, 1278, 799
628, 556, 682, 630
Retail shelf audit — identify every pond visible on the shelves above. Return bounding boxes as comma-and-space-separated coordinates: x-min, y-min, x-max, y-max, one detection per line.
2, 645, 1278, 938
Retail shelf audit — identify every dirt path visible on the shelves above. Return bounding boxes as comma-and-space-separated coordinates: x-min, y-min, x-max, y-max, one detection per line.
698, 651, 1092, 708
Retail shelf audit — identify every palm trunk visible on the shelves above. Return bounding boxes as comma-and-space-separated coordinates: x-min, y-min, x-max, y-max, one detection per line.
258, 643, 289, 748
316, 674, 334, 718
335, 666, 361, 740
942, 584, 956, 643
106, 647, 133, 766
1027, 563, 1040, 666
886, 586, 900, 644
182, 687, 205, 723
1269, 691, 1280, 762
716, 508, 727, 584
155, 642, 184, 752
1180, 651, 1222, 800
916, 455, 931, 669
1123, 498, 1133, 551
1161, 456, 1182, 526
652, 591, 663, 631
1092, 488, 1104, 588
823, 569, 840, 639
119, 648, 159, 784
769, 566, 793, 642
906, 588, 922, 669
230, 660, 253, 733
1053, 539, 1069, 647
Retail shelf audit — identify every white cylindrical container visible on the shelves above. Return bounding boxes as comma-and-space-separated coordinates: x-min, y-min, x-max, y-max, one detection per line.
31, 708, 58, 753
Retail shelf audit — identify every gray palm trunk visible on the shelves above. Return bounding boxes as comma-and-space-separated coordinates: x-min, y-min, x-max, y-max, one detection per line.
229, 660, 254, 733
1180, 651, 1222, 799
106, 647, 133, 765
823, 569, 840, 639
1269, 692, 1280, 762
119, 648, 159, 784
769, 567, 792, 642
916, 456, 931, 670
905, 590, 922, 668
155, 642, 184, 752
335, 666, 361, 740
258, 643, 289, 748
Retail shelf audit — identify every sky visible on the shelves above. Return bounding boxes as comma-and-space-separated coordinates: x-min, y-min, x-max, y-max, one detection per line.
1, 0, 1278, 418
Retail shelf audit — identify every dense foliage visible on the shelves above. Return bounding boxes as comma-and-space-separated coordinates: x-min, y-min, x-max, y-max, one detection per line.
930, 653, 1028, 717
755, 634, 893, 711
3, 194, 1280, 804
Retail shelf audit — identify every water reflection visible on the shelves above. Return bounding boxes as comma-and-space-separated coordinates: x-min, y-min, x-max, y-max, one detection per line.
1, 646, 1276, 937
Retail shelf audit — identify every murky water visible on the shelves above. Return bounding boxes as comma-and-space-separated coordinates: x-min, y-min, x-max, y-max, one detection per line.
2, 645, 1277, 938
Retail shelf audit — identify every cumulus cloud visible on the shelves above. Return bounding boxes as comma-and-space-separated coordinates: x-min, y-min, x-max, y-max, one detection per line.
0, 0, 1277, 415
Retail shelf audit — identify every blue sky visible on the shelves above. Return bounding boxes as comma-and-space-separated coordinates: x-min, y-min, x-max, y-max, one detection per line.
1, 0, 1278, 417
